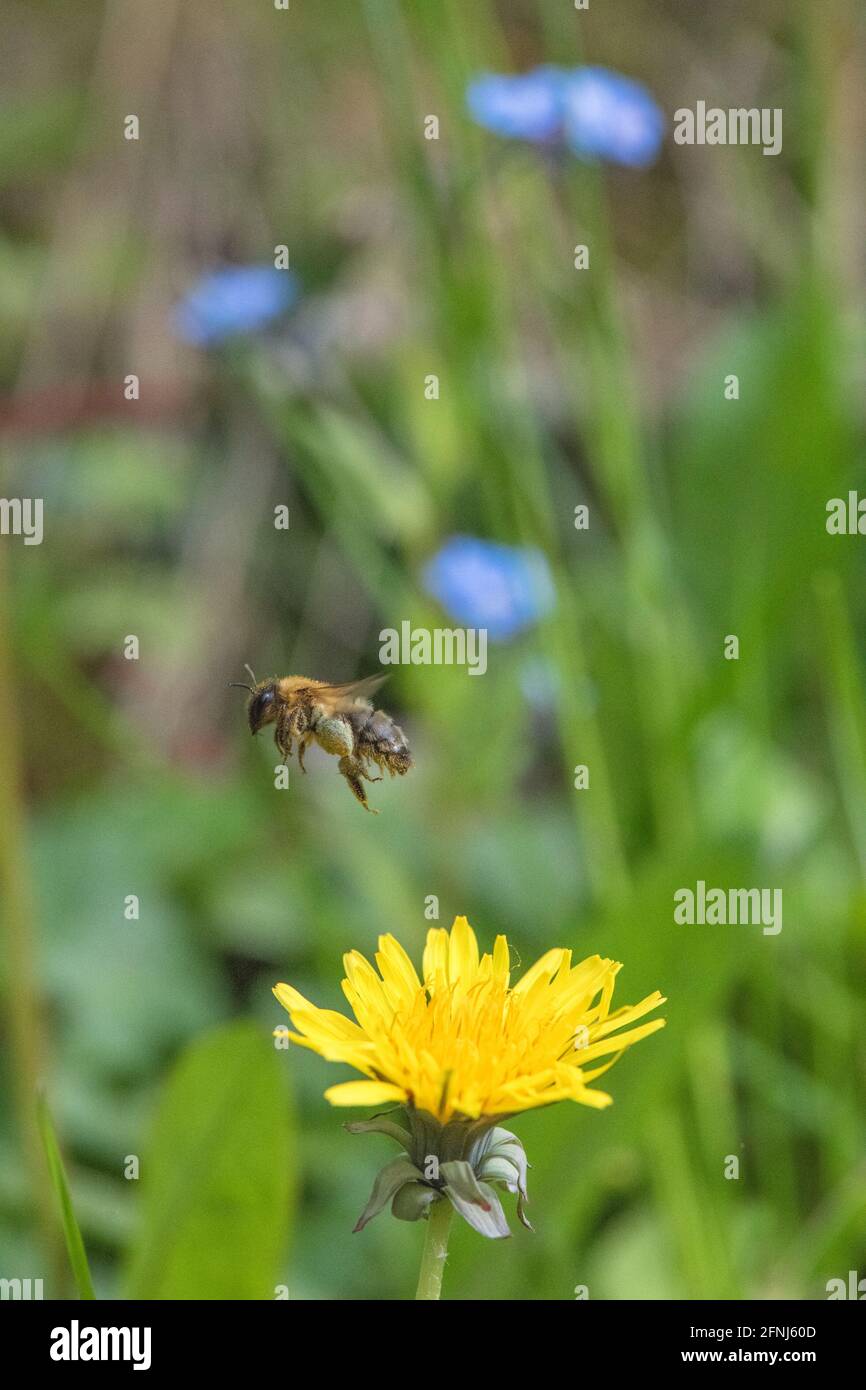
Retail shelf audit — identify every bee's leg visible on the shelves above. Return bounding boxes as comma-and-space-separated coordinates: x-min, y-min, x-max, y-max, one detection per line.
297, 736, 310, 774
337, 756, 378, 813
294, 710, 312, 770
274, 706, 294, 763
312, 713, 354, 759
276, 706, 308, 766
381, 748, 412, 778
311, 713, 377, 811
350, 743, 381, 782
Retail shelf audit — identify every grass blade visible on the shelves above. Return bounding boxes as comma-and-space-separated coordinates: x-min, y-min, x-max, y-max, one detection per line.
36, 1092, 96, 1300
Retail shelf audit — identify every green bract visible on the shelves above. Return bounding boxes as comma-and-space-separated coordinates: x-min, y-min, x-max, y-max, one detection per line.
346, 1107, 531, 1240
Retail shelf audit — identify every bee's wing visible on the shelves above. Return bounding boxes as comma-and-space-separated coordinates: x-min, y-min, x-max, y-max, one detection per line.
317, 673, 390, 708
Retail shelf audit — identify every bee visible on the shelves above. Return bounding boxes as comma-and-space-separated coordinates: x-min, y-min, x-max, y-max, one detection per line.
229, 666, 412, 813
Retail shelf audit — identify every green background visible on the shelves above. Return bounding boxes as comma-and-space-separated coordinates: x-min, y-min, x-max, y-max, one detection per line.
0, 0, 864, 1300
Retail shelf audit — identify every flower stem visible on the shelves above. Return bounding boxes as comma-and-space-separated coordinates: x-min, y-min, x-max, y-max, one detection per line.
415, 1196, 453, 1300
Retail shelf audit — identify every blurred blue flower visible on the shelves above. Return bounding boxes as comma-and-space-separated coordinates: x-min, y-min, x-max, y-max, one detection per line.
466, 67, 564, 142
423, 536, 556, 641
562, 67, 664, 168
519, 655, 562, 710
466, 64, 664, 168
172, 265, 299, 347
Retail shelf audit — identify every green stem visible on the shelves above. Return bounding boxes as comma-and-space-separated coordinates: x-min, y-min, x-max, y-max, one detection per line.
0, 542, 63, 1286
415, 1196, 453, 1300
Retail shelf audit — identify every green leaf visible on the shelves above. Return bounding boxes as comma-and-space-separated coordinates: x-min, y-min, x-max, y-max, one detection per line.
36, 1093, 95, 1300
288, 404, 434, 544
352, 1156, 422, 1232
344, 1115, 413, 1153
125, 1020, 294, 1299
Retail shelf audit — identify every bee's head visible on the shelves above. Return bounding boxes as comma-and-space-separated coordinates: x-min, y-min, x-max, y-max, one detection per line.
228, 669, 280, 735
247, 681, 279, 734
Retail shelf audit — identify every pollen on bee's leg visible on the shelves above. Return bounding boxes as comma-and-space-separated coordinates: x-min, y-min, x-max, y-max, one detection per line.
386, 749, 413, 776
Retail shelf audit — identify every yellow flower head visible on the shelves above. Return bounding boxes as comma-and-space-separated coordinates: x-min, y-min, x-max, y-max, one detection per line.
273, 916, 665, 1123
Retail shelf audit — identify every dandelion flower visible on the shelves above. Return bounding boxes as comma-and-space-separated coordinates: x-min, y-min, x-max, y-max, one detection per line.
273, 916, 665, 1254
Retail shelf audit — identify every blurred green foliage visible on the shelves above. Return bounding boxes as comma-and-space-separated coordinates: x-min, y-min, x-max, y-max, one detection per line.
125, 1021, 294, 1299
0, 0, 864, 1300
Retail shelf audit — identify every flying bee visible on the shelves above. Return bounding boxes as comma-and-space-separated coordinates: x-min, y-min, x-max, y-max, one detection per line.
229, 666, 412, 813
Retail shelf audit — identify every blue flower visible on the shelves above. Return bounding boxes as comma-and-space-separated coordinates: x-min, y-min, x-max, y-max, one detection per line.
172, 266, 299, 347
466, 67, 565, 142
422, 536, 556, 641
562, 67, 664, 168
466, 64, 664, 168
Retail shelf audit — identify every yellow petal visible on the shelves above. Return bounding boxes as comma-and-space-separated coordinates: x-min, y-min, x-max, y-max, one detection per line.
448, 915, 480, 986
590, 990, 667, 1039
492, 934, 510, 982
273, 982, 317, 1014
557, 1083, 614, 1109
552, 956, 615, 1019
422, 926, 449, 991
375, 934, 423, 1008
512, 947, 570, 997
578, 1016, 667, 1064
299, 1008, 367, 1041
323, 1080, 408, 1108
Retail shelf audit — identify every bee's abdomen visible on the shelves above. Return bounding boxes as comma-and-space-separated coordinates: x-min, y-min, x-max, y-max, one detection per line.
352, 707, 413, 775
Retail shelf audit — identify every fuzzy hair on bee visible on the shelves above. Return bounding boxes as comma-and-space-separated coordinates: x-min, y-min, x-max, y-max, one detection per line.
228, 668, 412, 812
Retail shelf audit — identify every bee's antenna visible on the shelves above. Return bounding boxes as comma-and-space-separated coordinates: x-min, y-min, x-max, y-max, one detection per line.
227, 664, 257, 694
